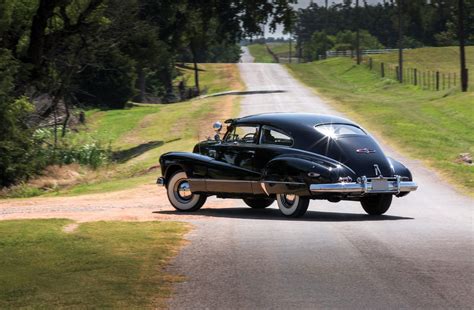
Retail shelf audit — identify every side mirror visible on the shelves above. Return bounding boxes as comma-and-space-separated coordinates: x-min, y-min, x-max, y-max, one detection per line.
213, 121, 222, 132
213, 121, 222, 142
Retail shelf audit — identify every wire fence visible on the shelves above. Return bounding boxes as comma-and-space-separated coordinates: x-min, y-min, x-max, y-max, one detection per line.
325, 49, 404, 58
362, 56, 458, 91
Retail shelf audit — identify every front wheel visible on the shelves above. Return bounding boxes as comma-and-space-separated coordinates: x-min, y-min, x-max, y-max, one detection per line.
276, 194, 309, 217
360, 194, 392, 215
243, 197, 275, 209
167, 171, 206, 212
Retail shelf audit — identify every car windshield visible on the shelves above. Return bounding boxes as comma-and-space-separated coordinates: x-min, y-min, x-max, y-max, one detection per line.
315, 124, 366, 138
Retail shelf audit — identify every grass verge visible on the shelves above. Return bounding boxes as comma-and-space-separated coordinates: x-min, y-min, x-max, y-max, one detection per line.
247, 44, 275, 63
266, 42, 296, 59
0, 219, 189, 308
287, 57, 473, 195
175, 63, 244, 94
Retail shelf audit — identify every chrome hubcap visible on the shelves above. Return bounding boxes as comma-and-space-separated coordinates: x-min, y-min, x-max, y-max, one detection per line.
177, 181, 192, 200
283, 194, 296, 207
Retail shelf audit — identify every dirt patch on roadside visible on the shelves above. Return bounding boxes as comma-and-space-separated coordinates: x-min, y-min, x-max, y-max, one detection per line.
0, 183, 235, 222
63, 223, 79, 233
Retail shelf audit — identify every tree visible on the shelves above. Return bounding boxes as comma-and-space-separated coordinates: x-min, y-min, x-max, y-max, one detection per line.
304, 31, 333, 61
0, 49, 36, 186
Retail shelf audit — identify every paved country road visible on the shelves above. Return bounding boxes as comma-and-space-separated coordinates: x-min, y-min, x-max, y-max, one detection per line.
168, 49, 473, 309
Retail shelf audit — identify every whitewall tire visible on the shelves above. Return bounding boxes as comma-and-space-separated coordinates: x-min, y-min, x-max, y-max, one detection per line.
276, 194, 309, 217
167, 171, 206, 212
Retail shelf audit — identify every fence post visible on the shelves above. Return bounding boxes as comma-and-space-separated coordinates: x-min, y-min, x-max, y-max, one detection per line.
428, 71, 431, 90
381, 62, 385, 77
436, 71, 440, 91
443, 74, 445, 90
454, 73, 457, 86
448, 73, 451, 88
414, 68, 417, 86
369, 57, 373, 70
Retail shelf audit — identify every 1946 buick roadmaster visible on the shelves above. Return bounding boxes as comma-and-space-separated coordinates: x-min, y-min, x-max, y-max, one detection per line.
157, 113, 418, 217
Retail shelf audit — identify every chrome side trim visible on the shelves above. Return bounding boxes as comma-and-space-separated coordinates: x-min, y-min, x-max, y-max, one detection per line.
260, 182, 269, 196
262, 181, 306, 186
187, 178, 307, 195
157, 177, 165, 187
188, 179, 305, 186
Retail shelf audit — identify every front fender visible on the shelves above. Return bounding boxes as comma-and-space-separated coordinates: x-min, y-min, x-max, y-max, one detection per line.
159, 151, 261, 184
160, 152, 212, 182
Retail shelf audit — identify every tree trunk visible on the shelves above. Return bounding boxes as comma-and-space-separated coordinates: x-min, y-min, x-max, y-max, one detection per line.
193, 60, 200, 95
27, 0, 58, 70
190, 44, 200, 94
137, 65, 146, 102
61, 100, 70, 138
397, 0, 403, 83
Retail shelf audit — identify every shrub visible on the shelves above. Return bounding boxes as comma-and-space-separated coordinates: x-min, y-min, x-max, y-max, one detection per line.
333, 30, 384, 51
304, 31, 334, 61
33, 128, 111, 169
0, 49, 40, 187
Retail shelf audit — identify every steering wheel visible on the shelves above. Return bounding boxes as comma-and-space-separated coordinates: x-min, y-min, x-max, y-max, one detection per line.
242, 133, 255, 142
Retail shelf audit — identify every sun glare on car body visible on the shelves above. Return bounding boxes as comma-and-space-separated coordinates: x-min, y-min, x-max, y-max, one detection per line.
315, 125, 338, 139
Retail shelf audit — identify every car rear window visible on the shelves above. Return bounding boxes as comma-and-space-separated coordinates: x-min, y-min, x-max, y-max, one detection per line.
315, 124, 366, 137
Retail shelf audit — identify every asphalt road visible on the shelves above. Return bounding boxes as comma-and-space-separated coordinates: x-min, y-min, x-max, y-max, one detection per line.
168, 51, 473, 309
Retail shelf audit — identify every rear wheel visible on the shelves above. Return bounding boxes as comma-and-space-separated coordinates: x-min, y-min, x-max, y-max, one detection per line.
167, 171, 206, 212
360, 194, 392, 215
276, 194, 309, 217
243, 197, 274, 209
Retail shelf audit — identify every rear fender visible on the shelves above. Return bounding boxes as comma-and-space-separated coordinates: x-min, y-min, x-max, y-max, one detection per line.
387, 157, 413, 180
263, 155, 354, 185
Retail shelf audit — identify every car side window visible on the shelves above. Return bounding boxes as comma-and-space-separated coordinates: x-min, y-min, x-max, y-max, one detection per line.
225, 125, 259, 144
260, 126, 293, 146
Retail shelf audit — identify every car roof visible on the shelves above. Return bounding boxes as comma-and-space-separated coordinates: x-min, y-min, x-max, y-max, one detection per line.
230, 113, 358, 130
226, 113, 367, 150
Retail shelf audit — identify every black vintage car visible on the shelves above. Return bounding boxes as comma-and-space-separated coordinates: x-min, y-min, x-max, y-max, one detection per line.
158, 113, 418, 217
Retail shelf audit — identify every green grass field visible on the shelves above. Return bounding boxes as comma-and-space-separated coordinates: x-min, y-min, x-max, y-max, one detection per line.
247, 44, 276, 63
369, 46, 474, 88
287, 57, 474, 195
266, 42, 296, 58
0, 220, 189, 308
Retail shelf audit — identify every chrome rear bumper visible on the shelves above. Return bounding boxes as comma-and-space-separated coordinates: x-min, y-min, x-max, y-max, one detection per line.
156, 177, 165, 186
310, 176, 418, 194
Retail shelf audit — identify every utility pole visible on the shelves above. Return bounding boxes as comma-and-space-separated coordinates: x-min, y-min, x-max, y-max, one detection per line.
397, 0, 403, 83
355, 0, 361, 65
289, 31, 292, 64
458, 0, 468, 91
325, 0, 329, 30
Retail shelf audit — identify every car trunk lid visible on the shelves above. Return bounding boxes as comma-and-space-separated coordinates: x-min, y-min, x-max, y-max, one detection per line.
310, 135, 393, 178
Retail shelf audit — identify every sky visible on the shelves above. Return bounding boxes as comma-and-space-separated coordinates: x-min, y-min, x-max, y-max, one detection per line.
265, 0, 382, 38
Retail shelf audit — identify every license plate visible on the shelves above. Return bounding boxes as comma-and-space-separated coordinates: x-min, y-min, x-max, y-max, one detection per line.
371, 179, 389, 191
